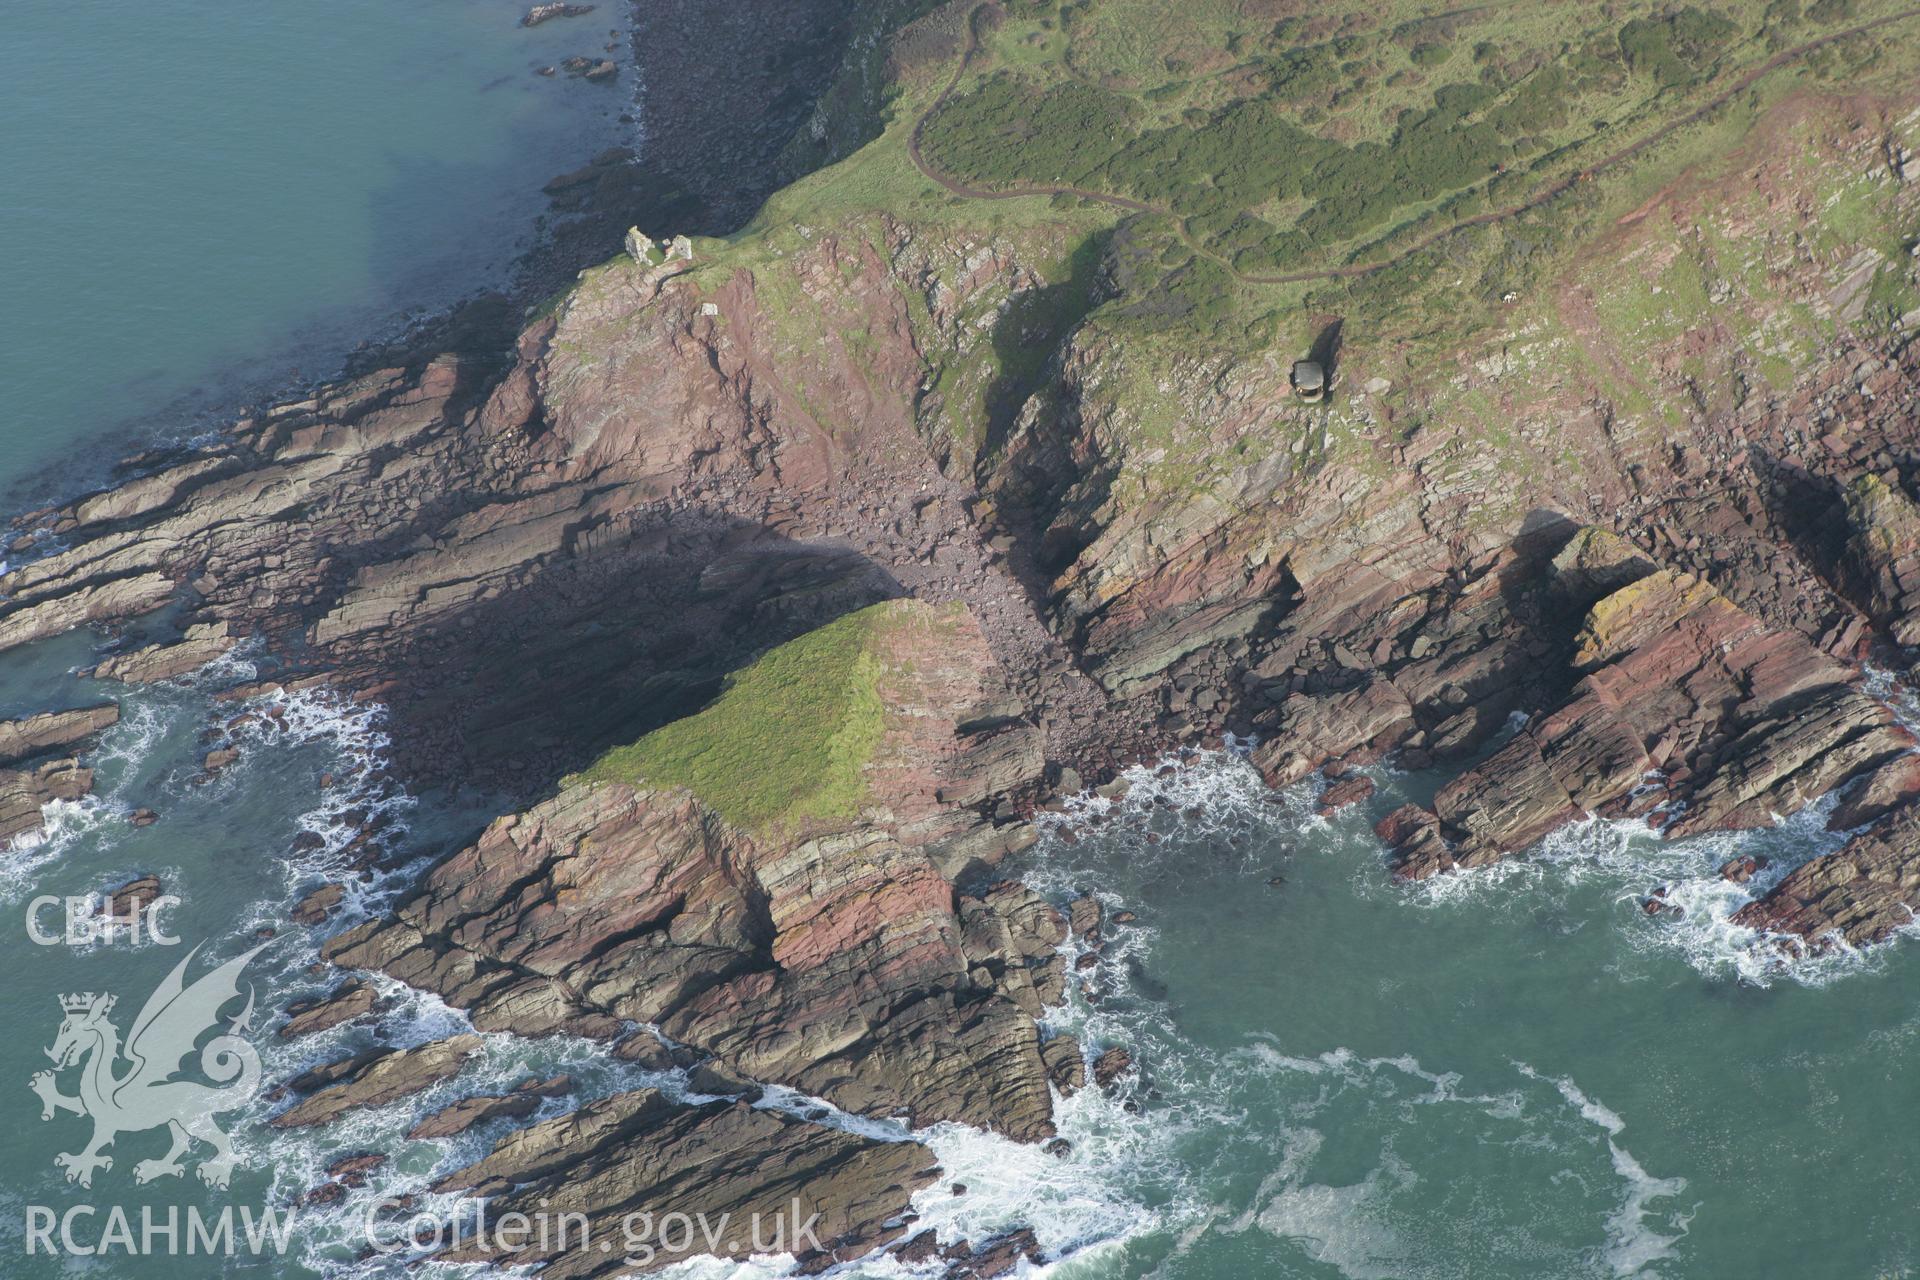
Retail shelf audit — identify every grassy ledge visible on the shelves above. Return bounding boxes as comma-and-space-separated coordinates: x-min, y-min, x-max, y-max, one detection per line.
571, 602, 903, 834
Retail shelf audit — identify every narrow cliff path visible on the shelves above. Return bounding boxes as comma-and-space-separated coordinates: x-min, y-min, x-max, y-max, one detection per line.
907, 2, 1920, 288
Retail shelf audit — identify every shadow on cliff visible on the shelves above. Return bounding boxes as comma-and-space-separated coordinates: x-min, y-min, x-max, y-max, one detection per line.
360, 511, 904, 804
977, 231, 1109, 472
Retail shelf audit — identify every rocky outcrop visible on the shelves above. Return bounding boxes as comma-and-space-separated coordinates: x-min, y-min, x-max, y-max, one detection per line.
521, 2, 594, 26
90, 622, 234, 683
326, 600, 1060, 1140
1828, 754, 1920, 831
269, 1034, 482, 1129
0, 572, 173, 653
1390, 567, 1911, 879
407, 1074, 570, 1140
1547, 526, 1659, 606
0, 224, 1089, 1259
432, 1090, 938, 1277
0, 51, 1916, 1280
1, 759, 92, 845
278, 979, 379, 1039
1249, 679, 1414, 789
1733, 803, 1920, 951
0, 703, 117, 766
1842, 473, 1920, 647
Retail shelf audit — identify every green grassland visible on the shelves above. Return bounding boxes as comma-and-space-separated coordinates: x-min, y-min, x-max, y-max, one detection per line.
914, 0, 1898, 272
574, 602, 899, 833
661, 0, 1920, 362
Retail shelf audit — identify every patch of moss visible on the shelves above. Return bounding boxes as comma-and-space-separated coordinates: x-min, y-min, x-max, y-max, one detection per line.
574, 603, 901, 833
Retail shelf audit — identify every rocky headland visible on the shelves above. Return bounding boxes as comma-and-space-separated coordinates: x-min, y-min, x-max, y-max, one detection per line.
6, 0, 1920, 1272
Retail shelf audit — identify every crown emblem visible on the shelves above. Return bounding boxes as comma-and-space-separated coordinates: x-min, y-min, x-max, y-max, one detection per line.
59, 992, 112, 1015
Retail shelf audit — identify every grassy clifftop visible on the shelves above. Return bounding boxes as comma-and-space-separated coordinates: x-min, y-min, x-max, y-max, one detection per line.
573, 600, 977, 835
576, 603, 893, 832
641, 0, 1919, 391
544, 0, 1920, 692
913, 1, 1868, 272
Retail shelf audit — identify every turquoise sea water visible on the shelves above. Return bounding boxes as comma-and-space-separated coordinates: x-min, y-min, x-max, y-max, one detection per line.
2, 0, 628, 501
955, 752, 1920, 1280
0, 3, 646, 1274
2, 4, 1919, 1278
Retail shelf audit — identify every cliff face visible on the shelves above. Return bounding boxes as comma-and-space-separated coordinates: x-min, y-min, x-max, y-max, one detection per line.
6, 82, 1920, 979
6, 9, 1920, 1269
325, 600, 1066, 1145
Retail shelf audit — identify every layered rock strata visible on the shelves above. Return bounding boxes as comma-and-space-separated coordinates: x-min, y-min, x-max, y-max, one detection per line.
323, 600, 1063, 1141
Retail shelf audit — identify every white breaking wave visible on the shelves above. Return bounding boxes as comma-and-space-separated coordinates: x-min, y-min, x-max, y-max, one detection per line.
1398, 795, 1901, 988
1008, 747, 1722, 1279
13, 653, 1891, 1280
1515, 1065, 1693, 1277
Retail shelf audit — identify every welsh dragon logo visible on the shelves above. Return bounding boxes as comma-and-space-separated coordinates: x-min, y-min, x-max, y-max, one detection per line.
29, 941, 269, 1189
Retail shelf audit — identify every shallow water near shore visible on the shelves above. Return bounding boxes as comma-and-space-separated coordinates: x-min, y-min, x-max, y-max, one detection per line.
1, 0, 629, 503
2, 687, 1916, 1277
907, 748, 1920, 1280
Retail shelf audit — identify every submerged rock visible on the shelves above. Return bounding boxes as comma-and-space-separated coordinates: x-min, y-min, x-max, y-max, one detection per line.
95, 875, 164, 924
560, 55, 617, 81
